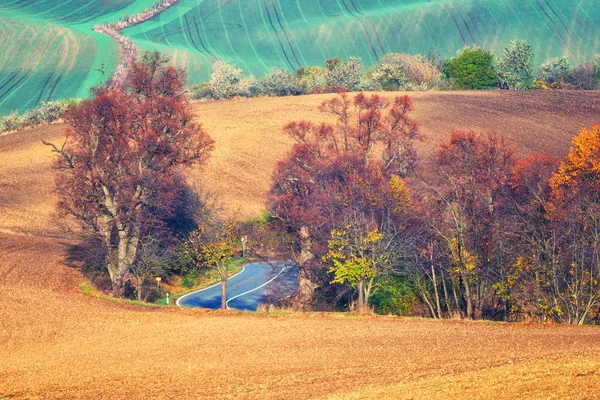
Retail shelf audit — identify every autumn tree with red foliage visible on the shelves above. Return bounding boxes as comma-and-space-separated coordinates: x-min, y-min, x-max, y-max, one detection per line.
45, 52, 214, 294
269, 92, 420, 309
422, 130, 515, 319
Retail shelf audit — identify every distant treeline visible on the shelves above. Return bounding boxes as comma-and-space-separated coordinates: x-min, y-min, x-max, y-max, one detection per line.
190, 40, 600, 100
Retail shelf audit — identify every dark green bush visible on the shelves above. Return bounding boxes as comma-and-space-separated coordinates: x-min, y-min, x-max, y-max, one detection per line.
444, 46, 498, 89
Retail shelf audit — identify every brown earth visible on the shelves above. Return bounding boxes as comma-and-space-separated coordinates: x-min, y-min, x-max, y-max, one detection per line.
1, 91, 600, 399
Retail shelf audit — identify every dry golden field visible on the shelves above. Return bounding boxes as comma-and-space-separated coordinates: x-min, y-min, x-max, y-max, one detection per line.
1, 91, 600, 399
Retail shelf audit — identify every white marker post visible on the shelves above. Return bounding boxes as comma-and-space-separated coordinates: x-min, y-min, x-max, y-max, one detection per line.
241, 235, 247, 258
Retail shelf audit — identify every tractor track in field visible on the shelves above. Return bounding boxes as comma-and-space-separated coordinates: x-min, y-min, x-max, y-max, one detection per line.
347, 0, 385, 56
535, 0, 577, 62
452, 4, 478, 46
543, 0, 586, 63
263, 0, 295, 70
191, 15, 218, 61
440, 3, 468, 47
339, 0, 380, 61
270, 0, 302, 69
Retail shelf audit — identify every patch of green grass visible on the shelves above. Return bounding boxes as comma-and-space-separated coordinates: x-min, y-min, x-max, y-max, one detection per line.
78, 281, 166, 308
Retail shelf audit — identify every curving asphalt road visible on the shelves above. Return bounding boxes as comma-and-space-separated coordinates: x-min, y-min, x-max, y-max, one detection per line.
176, 262, 298, 311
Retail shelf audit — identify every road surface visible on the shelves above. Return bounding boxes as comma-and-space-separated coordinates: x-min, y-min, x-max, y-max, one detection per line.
176, 262, 298, 311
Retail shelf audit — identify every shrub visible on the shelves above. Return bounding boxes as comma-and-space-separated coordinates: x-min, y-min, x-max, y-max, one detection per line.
538, 56, 572, 85
370, 276, 417, 316
24, 108, 43, 125
257, 67, 303, 96
495, 39, 534, 90
368, 53, 442, 91
568, 62, 599, 90
38, 100, 66, 123
189, 82, 211, 99
444, 46, 498, 89
297, 66, 327, 93
207, 60, 256, 99
0, 112, 26, 132
325, 57, 365, 91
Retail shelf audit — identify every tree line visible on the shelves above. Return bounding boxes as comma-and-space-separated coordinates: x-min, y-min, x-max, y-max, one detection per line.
45, 52, 600, 324
268, 92, 600, 324
190, 40, 600, 100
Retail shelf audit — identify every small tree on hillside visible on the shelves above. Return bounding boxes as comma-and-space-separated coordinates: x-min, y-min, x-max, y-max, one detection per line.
45, 52, 214, 294
183, 220, 238, 309
444, 47, 498, 89
130, 236, 171, 301
495, 40, 534, 90
208, 60, 256, 99
537, 56, 571, 86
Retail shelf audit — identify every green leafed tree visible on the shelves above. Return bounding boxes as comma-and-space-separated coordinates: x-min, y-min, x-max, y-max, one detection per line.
183, 219, 239, 309
443, 46, 498, 90
496, 39, 534, 90
323, 226, 392, 311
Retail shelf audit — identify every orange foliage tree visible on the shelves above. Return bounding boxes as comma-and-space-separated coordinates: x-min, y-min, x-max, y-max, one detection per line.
547, 125, 600, 324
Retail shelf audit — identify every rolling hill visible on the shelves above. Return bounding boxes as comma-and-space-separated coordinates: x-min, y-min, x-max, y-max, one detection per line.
0, 0, 154, 116
1, 91, 600, 398
1, 0, 599, 116
123, 0, 600, 84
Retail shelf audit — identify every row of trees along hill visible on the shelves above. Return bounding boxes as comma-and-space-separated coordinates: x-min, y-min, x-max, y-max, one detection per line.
269, 92, 600, 324
190, 40, 600, 100
44, 52, 600, 322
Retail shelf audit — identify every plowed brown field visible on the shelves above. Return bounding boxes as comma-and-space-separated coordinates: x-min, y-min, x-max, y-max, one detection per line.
1, 91, 600, 399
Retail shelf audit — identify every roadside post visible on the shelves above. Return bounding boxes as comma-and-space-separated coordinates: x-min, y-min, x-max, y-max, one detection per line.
166, 292, 170, 305
241, 235, 247, 258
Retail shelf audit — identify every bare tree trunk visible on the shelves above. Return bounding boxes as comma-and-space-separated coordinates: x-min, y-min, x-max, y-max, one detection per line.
451, 277, 462, 318
431, 264, 442, 319
221, 279, 227, 310
357, 279, 365, 308
441, 268, 452, 315
459, 269, 473, 319
137, 278, 143, 301
299, 226, 313, 265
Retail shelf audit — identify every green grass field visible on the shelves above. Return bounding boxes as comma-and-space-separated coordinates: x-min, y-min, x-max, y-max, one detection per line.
123, 0, 600, 84
1, 0, 599, 116
0, 0, 154, 116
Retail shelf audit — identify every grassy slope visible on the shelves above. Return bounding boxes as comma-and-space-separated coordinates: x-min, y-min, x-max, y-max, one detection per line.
0, 0, 156, 116
123, 0, 600, 84
1, 92, 600, 398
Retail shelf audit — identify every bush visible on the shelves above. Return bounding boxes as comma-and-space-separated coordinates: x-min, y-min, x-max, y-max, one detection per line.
568, 62, 599, 90
257, 67, 303, 96
24, 108, 43, 125
297, 66, 327, 93
189, 82, 211, 99
325, 57, 365, 91
370, 276, 417, 316
207, 60, 256, 99
444, 46, 498, 89
538, 56, 571, 85
495, 40, 534, 90
180, 270, 197, 289
0, 112, 26, 132
368, 53, 442, 91
38, 100, 67, 123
